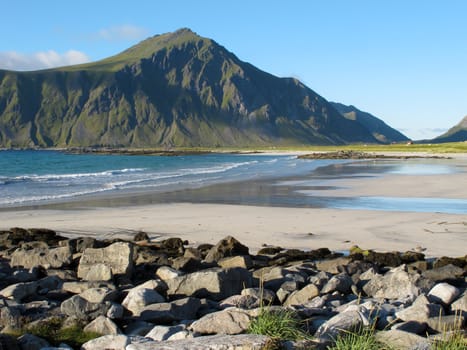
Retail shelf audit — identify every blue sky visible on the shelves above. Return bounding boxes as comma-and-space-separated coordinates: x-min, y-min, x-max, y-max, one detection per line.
1, 0, 466, 140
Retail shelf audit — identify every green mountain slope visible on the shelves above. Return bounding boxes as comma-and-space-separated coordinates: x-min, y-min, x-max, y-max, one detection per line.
0, 28, 384, 148
431, 116, 467, 143
330, 102, 409, 143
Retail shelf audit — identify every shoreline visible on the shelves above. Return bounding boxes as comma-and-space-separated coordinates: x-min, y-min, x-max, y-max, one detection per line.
0, 156, 466, 258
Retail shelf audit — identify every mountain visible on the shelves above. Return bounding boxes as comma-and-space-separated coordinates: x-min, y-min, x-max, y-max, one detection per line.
431, 116, 467, 143
1, 28, 394, 148
330, 102, 409, 143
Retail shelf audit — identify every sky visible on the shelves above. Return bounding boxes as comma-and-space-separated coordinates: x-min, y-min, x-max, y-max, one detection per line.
1, 0, 466, 140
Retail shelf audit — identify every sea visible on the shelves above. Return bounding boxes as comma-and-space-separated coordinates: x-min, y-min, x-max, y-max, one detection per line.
1, 150, 466, 214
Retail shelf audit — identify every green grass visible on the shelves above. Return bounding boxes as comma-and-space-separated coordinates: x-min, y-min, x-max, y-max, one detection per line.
327, 327, 392, 350
6, 317, 101, 350
431, 332, 467, 350
247, 307, 309, 341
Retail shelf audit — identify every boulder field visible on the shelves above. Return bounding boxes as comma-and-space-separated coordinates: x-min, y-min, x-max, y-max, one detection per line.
0, 227, 465, 349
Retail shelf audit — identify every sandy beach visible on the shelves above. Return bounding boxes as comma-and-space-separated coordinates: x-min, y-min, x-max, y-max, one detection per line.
1, 154, 466, 258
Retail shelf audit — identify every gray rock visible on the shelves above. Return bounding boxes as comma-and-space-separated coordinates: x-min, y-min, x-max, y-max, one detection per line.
284, 284, 319, 306
0, 281, 38, 302
315, 257, 352, 274
426, 314, 465, 333
190, 308, 251, 335
139, 297, 201, 323
321, 273, 353, 294
61, 281, 115, 294
218, 255, 253, 269
204, 236, 249, 263
17, 333, 50, 350
0, 306, 21, 328
107, 303, 124, 319
81, 334, 130, 350
363, 265, 422, 300
122, 287, 165, 316
10, 246, 72, 269
427, 282, 460, 305
219, 294, 261, 310
166, 267, 252, 301
396, 294, 444, 323
392, 320, 428, 334
156, 266, 183, 280
451, 291, 467, 312
78, 242, 133, 279
60, 295, 110, 321
375, 330, 430, 350
83, 263, 113, 281
315, 309, 369, 340
124, 321, 155, 336
79, 287, 118, 304
83, 315, 121, 335
126, 334, 270, 350
241, 287, 276, 305
422, 264, 464, 282
145, 324, 192, 341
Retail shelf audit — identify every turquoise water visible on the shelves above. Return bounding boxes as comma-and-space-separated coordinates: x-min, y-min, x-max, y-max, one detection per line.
0, 150, 329, 207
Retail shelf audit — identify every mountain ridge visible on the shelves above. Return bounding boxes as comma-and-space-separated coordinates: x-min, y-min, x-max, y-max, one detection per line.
430, 115, 467, 143
0, 28, 405, 148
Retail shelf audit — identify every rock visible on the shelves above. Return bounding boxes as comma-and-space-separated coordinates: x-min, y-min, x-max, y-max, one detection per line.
219, 294, 260, 310
145, 325, 192, 341
134, 231, 149, 242
126, 334, 271, 350
401, 251, 425, 264
426, 314, 466, 333
241, 288, 276, 305
284, 284, 319, 306
190, 308, 251, 335
427, 282, 460, 305
77, 242, 133, 279
79, 287, 118, 304
166, 267, 252, 301
17, 333, 51, 350
156, 266, 183, 281
315, 257, 351, 274
422, 264, 464, 282
60, 295, 110, 321
363, 265, 422, 300
0, 306, 21, 329
395, 294, 444, 323
83, 315, 121, 335
171, 257, 202, 272
122, 287, 165, 316
365, 251, 402, 267
376, 330, 431, 349
10, 246, 72, 269
218, 255, 252, 269
257, 246, 283, 255
61, 281, 116, 294
82, 263, 113, 281
321, 273, 353, 294
433, 256, 465, 269
81, 334, 130, 350
124, 321, 155, 336
159, 237, 185, 256
391, 320, 428, 334
107, 303, 124, 319
139, 297, 201, 323
204, 236, 249, 263
451, 292, 467, 312
315, 309, 369, 341
0, 281, 38, 302
0, 333, 20, 350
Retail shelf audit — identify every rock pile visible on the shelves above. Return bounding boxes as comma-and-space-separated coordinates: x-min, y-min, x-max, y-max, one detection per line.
0, 228, 465, 349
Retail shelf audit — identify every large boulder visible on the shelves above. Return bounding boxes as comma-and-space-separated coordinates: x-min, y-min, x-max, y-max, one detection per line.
375, 330, 430, 350
122, 287, 165, 316
166, 267, 253, 301
78, 242, 133, 279
204, 236, 249, 263
10, 246, 72, 269
81, 335, 130, 350
395, 295, 444, 323
79, 287, 118, 304
60, 295, 111, 321
126, 334, 271, 350
427, 283, 460, 305
190, 308, 252, 335
362, 265, 423, 300
139, 297, 201, 323
315, 308, 369, 341
145, 325, 192, 341
83, 315, 121, 335
284, 284, 319, 306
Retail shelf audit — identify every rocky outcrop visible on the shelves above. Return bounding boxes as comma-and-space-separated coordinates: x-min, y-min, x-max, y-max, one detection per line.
0, 228, 465, 350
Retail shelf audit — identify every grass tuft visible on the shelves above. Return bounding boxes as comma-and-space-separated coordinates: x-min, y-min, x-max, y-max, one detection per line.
247, 307, 309, 341
327, 327, 391, 350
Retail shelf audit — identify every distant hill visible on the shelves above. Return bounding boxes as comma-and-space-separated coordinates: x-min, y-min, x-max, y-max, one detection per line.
330, 102, 409, 144
430, 116, 467, 143
0, 28, 399, 148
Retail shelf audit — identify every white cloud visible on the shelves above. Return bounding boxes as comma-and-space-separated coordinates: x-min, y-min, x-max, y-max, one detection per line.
93, 24, 149, 42
0, 50, 90, 71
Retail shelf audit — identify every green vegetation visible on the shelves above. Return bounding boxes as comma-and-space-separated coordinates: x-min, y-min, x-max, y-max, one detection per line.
247, 307, 309, 341
326, 327, 392, 350
5, 317, 101, 349
431, 332, 467, 350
